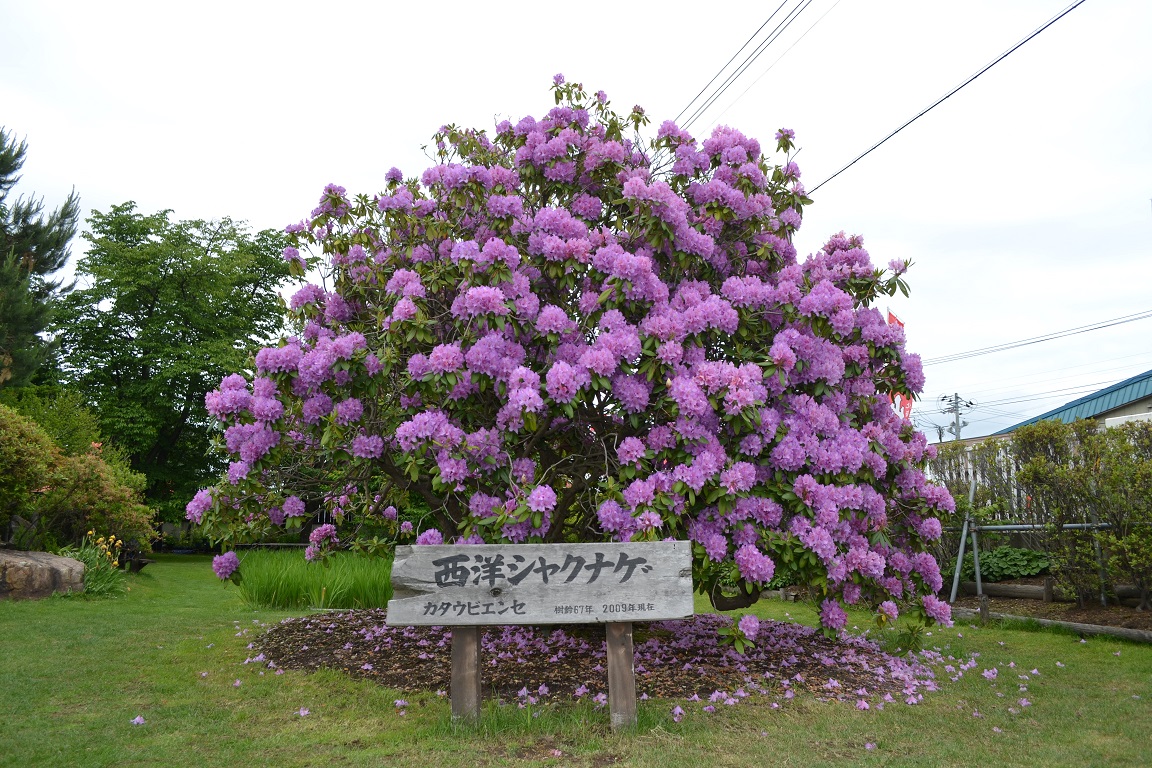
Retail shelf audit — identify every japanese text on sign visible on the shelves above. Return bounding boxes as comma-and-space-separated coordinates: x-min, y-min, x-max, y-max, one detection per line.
431, 550, 652, 589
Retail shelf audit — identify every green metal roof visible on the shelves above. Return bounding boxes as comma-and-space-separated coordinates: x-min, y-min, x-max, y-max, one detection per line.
994, 368, 1152, 435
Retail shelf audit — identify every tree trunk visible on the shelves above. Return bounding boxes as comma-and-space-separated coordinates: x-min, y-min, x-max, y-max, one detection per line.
708, 581, 760, 611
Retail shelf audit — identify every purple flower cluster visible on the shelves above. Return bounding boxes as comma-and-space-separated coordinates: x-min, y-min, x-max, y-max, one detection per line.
212, 551, 240, 580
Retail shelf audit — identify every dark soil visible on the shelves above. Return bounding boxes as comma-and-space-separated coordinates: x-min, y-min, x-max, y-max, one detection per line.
253, 611, 949, 707
251, 585, 1149, 706
952, 578, 1152, 632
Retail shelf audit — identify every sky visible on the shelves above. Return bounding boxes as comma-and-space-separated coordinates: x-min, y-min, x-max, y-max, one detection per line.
2, 0, 1149, 440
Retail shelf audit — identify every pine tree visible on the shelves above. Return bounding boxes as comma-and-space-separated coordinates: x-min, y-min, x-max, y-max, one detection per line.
0, 127, 80, 387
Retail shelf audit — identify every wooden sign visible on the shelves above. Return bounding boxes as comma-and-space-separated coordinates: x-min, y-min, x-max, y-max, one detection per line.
386, 541, 693, 626
386, 541, 694, 729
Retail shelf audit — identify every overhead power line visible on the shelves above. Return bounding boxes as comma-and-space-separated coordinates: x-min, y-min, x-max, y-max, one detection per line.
703, 0, 845, 130
923, 307, 1152, 366
809, 0, 1090, 194
673, 2, 790, 126
957, 353, 1152, 399
680, 0, 816, 133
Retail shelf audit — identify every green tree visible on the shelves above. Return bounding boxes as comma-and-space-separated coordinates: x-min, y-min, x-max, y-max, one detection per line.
0, 127, 80, 387
2, 387, 103, 456
55, 203, 293, 521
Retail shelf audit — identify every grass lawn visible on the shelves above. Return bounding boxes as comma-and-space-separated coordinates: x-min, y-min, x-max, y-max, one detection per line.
2, 555, 1150, 767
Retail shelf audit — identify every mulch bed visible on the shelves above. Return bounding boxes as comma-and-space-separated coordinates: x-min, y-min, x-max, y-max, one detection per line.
254, 611, 955, 708
951, 578, 1152, 632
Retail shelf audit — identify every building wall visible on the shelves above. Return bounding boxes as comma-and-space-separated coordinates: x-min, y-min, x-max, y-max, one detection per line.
1098, 394, 1152, 423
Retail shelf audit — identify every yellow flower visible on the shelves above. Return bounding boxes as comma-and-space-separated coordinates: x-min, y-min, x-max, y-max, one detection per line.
96, 537, 105, 545
112, 561, 119, 568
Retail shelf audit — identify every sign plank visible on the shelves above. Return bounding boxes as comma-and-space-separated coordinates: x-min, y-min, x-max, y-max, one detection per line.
387, 542, 693, 626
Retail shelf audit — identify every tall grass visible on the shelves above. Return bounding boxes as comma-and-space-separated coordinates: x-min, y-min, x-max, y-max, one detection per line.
235, 548, 393, 610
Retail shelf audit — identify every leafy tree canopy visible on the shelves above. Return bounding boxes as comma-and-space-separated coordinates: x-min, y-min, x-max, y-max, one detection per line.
55, 203, 293, 521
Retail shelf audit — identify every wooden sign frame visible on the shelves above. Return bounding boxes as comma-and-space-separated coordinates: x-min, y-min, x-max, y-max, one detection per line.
387, 541, 693, 728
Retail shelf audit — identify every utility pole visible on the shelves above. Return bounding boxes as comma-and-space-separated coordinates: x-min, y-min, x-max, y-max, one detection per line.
939, 393, 975, 440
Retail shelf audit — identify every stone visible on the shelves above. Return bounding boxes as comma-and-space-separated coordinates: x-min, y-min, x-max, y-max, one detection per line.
0, 550, 85, 600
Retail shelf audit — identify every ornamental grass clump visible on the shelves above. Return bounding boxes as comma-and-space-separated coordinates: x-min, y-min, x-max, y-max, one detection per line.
190, 77, 953, 634
234, 548, 393, 610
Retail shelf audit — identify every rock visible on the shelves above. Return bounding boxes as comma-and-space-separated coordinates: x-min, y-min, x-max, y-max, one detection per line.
0, 550, 85, 600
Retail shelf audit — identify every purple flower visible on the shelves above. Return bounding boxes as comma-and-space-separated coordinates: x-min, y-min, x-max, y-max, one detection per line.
212, 551, 240, 581
131, 715, 145, 725
415, 528, 443, 546
527, 485, 557, 512
617, 437, 646, 466
819, 599, 847, 631
922, 594, 952, 626
545, 361, 585, 402
335, 398, 364, 425
720, 462, 757, 493
283, 496, 306, 517
636, 510, 663, 531
186, 489, 213, 523
428, 343, 465, 373
879, 601, 899, 622
737, 614, 760, 641
734, 544, 775, 583
351, 434, 384, 459
297, 707, 310, 717
309, 524, 338, 546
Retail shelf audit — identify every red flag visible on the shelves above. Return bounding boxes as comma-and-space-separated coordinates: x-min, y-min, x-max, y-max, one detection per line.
886, 310, 913, 419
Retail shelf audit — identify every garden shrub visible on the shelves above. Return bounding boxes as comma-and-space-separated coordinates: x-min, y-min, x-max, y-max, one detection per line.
942, 546, 1050, 584
35, 450, 156, 552
0, 403, 60, 543
191, 78, 954, 634
1092, 421, 1152, 610
939, 419, 1152, 609
0, 404, 156, 551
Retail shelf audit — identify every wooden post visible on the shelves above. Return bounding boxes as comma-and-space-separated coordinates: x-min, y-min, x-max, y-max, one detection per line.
605, 622, 637, 730
450, 626, 481, 723
978, 594, 990, 623
1043, 576, 1054, 603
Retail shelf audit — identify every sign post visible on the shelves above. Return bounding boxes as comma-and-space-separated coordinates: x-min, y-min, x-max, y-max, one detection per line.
387, 541, 693, 729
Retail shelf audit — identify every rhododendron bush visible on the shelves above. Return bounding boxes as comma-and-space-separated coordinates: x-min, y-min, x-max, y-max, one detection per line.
189, 77, 954, 632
